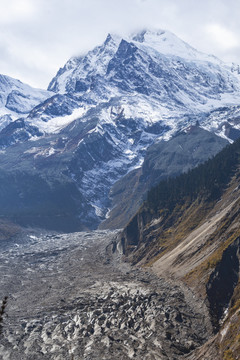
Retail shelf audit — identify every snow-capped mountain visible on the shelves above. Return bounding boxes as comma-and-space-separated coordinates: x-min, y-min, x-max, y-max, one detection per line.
47, 29, 240, 130
4, 29, 240, 141
0, 74, 52, 131
0, 29, 240, 230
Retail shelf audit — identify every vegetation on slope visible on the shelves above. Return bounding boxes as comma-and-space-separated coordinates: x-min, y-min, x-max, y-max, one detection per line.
122, 136, 240, 360
147, 137, 240, 213
123, 136, 240, 265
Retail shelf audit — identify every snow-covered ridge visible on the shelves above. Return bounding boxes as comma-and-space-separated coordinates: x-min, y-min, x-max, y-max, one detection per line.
131, 29, 220, 63
47, 29, 240, 114
0, 74, 52, 113
48, 33, 121, 94
0, 73, 53, 131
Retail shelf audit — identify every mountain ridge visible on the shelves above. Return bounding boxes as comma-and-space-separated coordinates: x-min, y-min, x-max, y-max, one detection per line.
0, 29, 240, 230
0, 73, 52, 132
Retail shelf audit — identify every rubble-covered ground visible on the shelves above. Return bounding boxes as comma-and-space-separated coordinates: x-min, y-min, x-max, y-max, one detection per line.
0, 230, 211, 359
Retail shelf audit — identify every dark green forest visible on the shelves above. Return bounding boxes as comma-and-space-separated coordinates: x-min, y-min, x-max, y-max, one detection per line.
147, 136, 240, 212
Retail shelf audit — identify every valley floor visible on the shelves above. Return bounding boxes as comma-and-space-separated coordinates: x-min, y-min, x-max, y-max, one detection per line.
0, 229, 212, 359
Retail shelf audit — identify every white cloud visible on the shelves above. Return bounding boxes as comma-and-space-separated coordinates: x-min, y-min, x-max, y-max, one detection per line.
205, 23, 239, 50
0, 0, 38, 23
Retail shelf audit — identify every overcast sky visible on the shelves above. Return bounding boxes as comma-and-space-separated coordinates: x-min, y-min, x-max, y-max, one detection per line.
0, 0, 239, 89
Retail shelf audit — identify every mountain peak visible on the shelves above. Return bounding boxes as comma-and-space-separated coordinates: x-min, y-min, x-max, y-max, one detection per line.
130, 28, 203, 60
131, 29, 166, 42
129, 29, 225, 66
104, 33, 121, 45
0, 73, 52, 121
47, 27, 240, 110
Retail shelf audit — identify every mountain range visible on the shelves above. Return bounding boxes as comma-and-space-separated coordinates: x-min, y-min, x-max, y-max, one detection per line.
0, 28, 240, 360
0, 29, 240, 231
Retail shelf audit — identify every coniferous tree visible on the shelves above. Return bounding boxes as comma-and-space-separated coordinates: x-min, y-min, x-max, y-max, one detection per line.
147, 137, 240, 212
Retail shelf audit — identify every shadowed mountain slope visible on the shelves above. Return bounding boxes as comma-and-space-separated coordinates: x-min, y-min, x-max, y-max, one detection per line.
100, 125, 228, 229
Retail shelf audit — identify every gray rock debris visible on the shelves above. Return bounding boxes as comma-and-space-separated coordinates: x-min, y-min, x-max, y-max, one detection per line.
0, 230, 210, 359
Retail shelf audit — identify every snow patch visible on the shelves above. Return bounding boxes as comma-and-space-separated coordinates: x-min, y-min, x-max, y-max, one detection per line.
28, 107, 87, 134
34, 147, 56, 158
